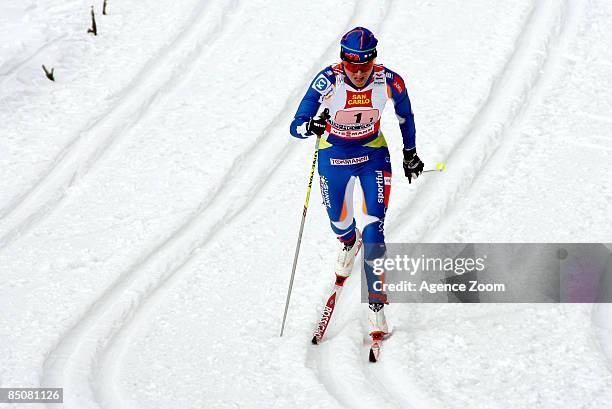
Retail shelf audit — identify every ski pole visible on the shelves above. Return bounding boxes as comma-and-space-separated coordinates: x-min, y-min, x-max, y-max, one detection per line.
422, 162, 447, 173
280, 110, 328, 337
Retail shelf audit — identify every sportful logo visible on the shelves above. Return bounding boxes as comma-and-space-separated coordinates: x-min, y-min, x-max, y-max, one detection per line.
375, 170, 385, 204
374, 170, 392, 205
373, 170, 391, 232
330, 155, 369, 165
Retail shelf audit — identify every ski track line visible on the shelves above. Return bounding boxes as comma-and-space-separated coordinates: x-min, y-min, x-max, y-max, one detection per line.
307, 2, 419, 408
0, 1, 217, 219
40, 3, 364, 409
425, 0, 583, 241
0, 34, 67, 83
583, 302, 612, 408
313, 301, 405, 409
393, 0, 572, 243
316, 266, 419, 409
371, 1, 584, 408
0, 0, 239, 251
308, 269, 405, 409
318, 1, 580, 408
34, 0, 574, 407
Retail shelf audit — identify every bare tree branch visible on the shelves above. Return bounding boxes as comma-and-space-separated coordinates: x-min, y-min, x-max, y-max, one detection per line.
87, 6, 97, 35
42, 65, 55, 81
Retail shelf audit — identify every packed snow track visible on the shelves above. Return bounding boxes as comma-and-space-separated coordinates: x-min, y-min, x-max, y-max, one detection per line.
0, 1, 610, 408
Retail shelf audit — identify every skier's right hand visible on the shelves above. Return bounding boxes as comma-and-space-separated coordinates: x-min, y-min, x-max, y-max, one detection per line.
307, 108, 331, 137
290, 109, 330, 139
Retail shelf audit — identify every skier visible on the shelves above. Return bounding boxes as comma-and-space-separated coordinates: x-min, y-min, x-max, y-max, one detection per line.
290, 27, 424, 343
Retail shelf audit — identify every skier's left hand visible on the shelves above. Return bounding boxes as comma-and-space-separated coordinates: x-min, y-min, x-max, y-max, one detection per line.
403, 148, 424, 183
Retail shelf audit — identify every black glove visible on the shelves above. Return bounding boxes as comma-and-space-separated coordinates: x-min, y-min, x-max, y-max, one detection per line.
306, 109, 330, 137
403, 148, 424, 183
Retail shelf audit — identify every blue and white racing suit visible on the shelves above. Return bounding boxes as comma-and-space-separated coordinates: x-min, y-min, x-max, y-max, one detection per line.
290, 63, 416, 303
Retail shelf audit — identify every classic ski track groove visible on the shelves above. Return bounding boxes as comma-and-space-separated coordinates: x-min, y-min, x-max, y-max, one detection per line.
0, 0, 239, 251
379, 0, 573, 407
0, 34, 67, 86
424, 0, 581, 240
596, 304, 612, 408
306, 2, 420, 407
301, 3, 401, 407
39, 0, 245, 407
34, 1, 587, 408
392, 0, 571, 242
40, 3, 364, 409
316, 1, 579, 409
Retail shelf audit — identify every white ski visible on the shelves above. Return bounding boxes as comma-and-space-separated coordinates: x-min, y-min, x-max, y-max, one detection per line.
369, 332, 384, 362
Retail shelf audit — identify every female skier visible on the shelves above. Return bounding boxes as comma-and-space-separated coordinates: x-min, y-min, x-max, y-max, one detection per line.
290, 27, 424, 340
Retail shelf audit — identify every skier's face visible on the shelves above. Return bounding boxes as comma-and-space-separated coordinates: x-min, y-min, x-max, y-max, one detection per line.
343, 60, 375, 88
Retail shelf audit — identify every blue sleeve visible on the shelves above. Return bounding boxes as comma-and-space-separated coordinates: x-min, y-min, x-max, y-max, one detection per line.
386, 69, 416, 150
289, 67, 336, 138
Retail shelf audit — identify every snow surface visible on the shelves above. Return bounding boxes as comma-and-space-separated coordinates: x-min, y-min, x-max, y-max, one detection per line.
0, 0, 610, 408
